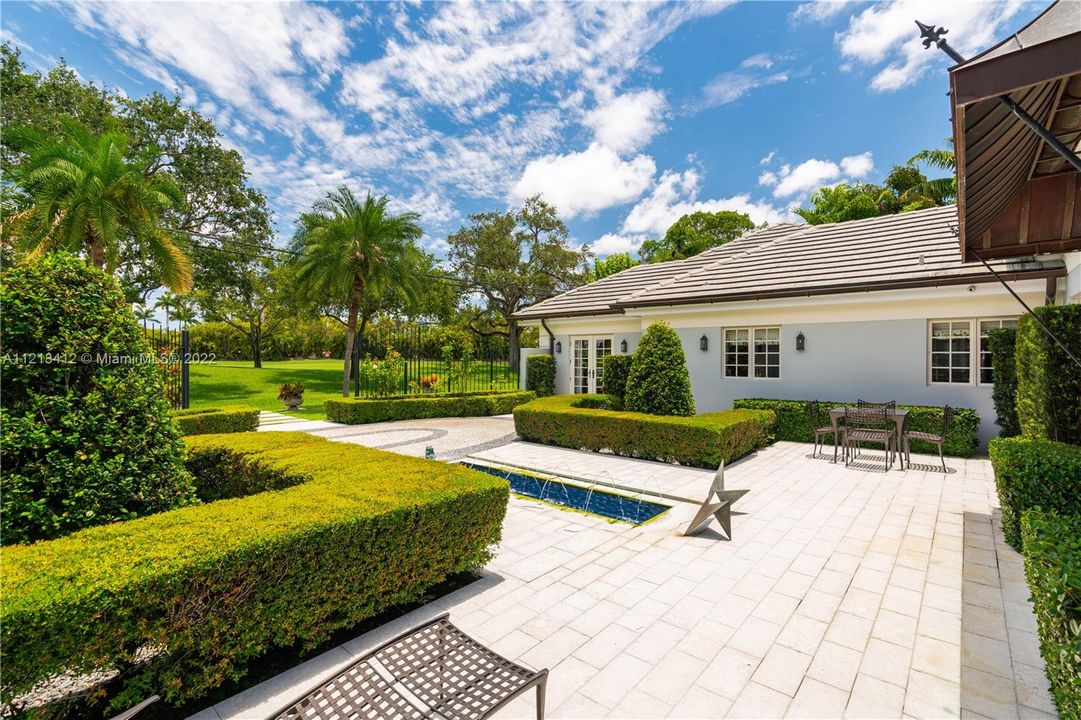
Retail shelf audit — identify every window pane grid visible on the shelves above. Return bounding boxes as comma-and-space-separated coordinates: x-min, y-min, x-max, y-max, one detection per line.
725, 327, 778, 379
930, 321, 970, 384
978, 318, 1017, 385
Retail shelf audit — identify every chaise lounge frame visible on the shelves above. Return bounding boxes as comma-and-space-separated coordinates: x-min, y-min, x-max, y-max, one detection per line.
268, 612, 548, 720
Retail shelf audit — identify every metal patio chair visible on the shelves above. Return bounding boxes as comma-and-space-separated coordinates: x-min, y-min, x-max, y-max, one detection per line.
904, 405, 954, 473
844, 406, 895, 472
269, 613, 548, 720
857, 399, 896, 410
807, 400, 843, 462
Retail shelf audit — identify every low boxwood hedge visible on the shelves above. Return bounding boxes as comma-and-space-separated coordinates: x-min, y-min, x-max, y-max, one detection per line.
325, 390, 535, 424
989, 436, 1081, 550
1021, 510, 1081, 718
732, 398, 980, 457
513, 394, 773, 468
172, 405, 260, 435
1, 432, 508, 713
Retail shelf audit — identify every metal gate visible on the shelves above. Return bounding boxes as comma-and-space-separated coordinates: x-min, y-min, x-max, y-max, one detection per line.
144, 326, 190, 409
351, 323, 518, 398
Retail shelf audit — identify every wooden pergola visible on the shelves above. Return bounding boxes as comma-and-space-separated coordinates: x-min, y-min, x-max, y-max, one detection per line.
950, 0, 1081, 262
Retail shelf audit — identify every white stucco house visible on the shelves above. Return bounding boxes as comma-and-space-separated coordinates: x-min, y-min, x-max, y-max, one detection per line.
514, 1, 1081, 448
515, 206, 1077, 446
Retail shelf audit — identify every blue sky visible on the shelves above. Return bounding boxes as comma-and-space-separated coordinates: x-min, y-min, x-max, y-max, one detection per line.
2, 0, 1043, 259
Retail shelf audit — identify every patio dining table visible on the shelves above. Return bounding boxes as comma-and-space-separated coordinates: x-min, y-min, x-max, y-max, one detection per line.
828, 406, 908, 467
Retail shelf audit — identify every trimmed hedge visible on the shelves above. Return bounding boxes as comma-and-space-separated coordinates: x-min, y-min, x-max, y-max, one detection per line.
989, 436, 1081, 550
602, 354, 633, 406
525, 354, 555, 397
1, 432, 508, 713
1016, 305, 1081, 444
173, 406, 260, 435
513, 394, 772, 468
988, 327, 1020, 437
325, 390, 535, 424
732, 398, 981, 457
625, 322, 695, 416
1021, 510, 1081, 718
184, 441, 306, 502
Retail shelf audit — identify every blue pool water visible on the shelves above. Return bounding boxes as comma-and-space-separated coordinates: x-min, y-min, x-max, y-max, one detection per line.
464, 463, 669, 525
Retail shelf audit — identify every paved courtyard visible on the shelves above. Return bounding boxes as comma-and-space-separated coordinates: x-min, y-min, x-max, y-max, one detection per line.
198, 426, 1055, 719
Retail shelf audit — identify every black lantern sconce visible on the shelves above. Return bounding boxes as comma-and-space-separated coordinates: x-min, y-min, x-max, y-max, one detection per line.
796, 332, 806, 352
700, 334, 709, 352
620, 338, 628, 354
555, 341, 562, 354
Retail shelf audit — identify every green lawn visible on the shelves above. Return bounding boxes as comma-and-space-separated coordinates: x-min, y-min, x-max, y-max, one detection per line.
189, 359, 519, 418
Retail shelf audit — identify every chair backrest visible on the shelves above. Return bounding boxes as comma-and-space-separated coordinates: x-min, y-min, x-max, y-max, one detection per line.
846, 405, 889, 431
940, 405, 954, 439
806, 400, 823, 428
857, 399, 896, 410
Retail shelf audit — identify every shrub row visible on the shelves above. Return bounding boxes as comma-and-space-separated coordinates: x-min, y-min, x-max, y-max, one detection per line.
988, 327, 1020, 437
183, 441, 306, 502
1016, 304, 1081, 444
732, 398, 980, 457
1, 432, 508, 713
513, 394, 773, 468
988, 437, 1081, 550
1020, 510, 1081, 718
325, 390, 535, 424
172, 406, 260, 435
525, 354, 555, 397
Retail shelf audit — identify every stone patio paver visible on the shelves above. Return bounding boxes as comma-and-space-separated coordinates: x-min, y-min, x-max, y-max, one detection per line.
193, 438, 1055, 720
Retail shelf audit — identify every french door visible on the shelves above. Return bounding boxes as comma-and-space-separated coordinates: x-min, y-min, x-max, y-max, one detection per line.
571, 336, 613, 394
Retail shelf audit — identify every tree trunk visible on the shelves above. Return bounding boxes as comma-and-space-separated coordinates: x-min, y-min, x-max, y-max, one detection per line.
252, 323, 262, 369
88, 241, 106, 270
342, 274, 365, 397
508, 317, 520, 372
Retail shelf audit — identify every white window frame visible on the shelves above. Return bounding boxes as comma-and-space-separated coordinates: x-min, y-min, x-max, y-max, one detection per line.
977, 317, 1019, 387
927, 317, 1018, 387
723, 326, 781, 380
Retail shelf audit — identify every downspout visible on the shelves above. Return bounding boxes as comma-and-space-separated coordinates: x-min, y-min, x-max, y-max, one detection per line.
540, 318, 555, 355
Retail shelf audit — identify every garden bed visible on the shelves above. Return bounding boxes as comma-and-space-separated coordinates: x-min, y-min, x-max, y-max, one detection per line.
324, 390, 535, 424
1, 432, 508, 715
733, 398, 980, 457
512, 394, 772, 468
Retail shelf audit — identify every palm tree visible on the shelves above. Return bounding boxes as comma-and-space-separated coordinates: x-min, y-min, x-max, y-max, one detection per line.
4, 119, 193, 291
905, 142, 957, 206
291, 188, 424, 396
156, 291, 179, 330
133, 304, 156, 329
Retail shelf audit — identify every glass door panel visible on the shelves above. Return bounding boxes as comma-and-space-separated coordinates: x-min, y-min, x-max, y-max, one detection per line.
594, 338, 612, 393
572, 338, 590, 394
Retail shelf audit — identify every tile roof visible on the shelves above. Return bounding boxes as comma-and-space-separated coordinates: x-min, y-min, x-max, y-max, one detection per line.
513, 206, 1066, 320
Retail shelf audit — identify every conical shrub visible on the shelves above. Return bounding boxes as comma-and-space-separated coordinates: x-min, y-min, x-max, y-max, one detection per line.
624, 321, 695, 416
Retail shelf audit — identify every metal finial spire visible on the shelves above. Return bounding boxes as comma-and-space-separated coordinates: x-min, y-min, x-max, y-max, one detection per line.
915, 20, 966, 63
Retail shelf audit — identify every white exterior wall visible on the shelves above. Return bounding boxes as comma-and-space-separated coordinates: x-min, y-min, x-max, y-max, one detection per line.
529, 279, 1054, 449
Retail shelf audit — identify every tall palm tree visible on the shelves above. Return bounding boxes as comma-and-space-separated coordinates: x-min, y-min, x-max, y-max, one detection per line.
905, 142, 957, 206
4, 119, 193, 291
291, 188, 424, 396
133, 304, 156, 329
156, 291, 179, 330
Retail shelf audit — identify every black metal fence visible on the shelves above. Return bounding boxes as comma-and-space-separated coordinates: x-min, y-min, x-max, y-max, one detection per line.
143, 326, 190, 409
352, 323, 518, 398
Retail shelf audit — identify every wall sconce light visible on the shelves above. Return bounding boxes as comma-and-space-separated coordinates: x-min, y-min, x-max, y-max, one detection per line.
796, 332, 806, 352
620, 339, 628, 353
555, 341, 562, 354
700, 334, 709, 352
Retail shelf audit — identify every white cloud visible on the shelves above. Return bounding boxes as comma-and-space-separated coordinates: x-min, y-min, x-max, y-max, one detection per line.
702, 54, 790, 107
835, 1, 1028, 92
622, 168, 789, 238
759, 150, 776, 165
511, 143, 656, 218
583, 89, 666, 152
790, 0, 859, 24
763, 152, 875, 198
591, 233, 643, 257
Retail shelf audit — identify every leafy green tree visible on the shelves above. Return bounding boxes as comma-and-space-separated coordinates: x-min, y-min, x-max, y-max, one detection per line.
905, 143, 956, 206
291, 188, 424, 396
624, 322, 695, 416
5, 119, 193, 291
795, 182, 884, 225
641, 210, 755, 262
592, 252, 639, 280
448, 195, 589, 369
195, 257, 287, 368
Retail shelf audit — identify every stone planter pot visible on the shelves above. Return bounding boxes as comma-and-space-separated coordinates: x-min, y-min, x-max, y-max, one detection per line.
282, 394, 303, 409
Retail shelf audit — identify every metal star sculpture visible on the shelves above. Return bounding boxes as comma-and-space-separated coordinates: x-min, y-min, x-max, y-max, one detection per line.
683, 461, 749, 540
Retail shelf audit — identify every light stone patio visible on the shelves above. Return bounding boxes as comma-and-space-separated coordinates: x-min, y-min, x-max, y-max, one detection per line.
194, 432, 1055, 720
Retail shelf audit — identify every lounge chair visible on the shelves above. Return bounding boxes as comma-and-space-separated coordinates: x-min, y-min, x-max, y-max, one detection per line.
269, 613, 548, 720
